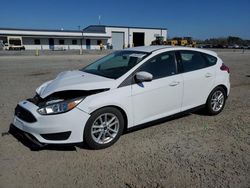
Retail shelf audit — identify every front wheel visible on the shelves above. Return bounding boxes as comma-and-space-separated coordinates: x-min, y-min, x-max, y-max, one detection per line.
84, 107, 124, 149
206, 86, 226, 115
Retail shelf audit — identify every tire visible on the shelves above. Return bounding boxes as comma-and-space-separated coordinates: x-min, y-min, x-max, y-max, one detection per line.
84, 107, 124, 149
206, 86, 226, 115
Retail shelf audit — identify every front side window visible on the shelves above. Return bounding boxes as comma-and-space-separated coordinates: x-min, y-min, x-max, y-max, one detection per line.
180, 51, 207, 72
82, 51, 148, 79
138, 51, 177, 80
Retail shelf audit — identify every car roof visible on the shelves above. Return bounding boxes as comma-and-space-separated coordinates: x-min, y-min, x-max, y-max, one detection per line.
124, 45, 218, 57
124, 45, 172, 53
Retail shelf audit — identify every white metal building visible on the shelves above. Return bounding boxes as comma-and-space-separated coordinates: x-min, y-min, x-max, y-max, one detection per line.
0, 25, 167, 50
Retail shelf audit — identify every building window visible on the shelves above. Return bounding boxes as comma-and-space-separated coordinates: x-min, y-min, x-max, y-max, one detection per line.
34, 39, 40, 45
72, 39, 77, 45
59, 39, 64, 45
97, 40, 102, 45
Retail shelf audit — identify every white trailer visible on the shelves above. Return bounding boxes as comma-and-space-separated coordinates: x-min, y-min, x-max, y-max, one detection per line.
5, 36, 25, 50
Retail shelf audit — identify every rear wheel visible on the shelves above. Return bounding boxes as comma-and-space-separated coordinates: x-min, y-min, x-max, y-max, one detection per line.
206, 86, 226, 115
84, 107, 124, 149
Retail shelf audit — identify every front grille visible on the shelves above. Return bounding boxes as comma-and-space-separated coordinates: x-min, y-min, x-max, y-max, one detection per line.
15, 105, 37, 123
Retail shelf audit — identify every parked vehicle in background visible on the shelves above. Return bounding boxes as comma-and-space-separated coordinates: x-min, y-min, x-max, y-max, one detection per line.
212, 44, 225, 49
240, 45, 249, 49
228, 44, 240, 49
202, 44, 213, 48
11, 46, 230, 149
4, 36, 25, 50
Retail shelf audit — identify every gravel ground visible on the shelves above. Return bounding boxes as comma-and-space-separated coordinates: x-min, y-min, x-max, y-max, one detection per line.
0, 50, 249, 188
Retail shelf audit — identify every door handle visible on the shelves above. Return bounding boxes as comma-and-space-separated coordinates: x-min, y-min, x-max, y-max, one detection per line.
205, 73, 213, 78
169, 81, 180, 86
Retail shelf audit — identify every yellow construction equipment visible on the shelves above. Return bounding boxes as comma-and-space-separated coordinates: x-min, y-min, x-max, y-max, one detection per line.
151, 36, 196, 47
151, 36, 165, 45
167, 40, 178, 46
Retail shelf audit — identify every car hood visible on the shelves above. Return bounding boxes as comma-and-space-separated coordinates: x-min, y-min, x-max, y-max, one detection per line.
36, 70, 114, 98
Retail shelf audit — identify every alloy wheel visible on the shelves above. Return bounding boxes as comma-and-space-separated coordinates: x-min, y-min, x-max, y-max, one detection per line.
91, 113, 119, 144
211, 90, 225, 112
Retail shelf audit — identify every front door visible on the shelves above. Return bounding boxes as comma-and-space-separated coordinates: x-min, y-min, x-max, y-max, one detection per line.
49, 38, 54, 50
86, 39, 91, 50
131, 51, 183, 126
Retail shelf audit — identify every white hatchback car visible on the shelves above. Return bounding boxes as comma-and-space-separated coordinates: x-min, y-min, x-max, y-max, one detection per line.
12, 46, 230, 149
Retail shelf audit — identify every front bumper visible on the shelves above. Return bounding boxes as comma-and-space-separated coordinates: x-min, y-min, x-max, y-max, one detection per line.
9, 124, 46, 147
12, 100, 90, 144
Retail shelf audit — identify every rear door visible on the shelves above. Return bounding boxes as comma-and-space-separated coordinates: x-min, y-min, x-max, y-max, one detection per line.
131, 51, 183, 126
177, 50, 216, 111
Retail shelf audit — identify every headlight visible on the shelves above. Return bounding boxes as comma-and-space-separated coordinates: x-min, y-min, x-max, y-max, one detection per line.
37, 98, 83, 115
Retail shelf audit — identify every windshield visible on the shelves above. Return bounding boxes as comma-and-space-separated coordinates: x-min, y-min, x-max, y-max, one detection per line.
81, 50, 149, 79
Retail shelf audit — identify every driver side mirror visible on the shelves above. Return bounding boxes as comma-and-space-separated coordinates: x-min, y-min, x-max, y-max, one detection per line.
135, 71, 153, 82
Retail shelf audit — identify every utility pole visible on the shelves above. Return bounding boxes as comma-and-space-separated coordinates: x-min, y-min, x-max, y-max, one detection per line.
98, 15, 101, 25
80, 29, 83, 55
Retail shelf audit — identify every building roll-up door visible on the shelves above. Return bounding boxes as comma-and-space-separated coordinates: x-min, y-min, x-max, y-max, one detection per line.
112, 32, 124, 50
133, 32, 145, 47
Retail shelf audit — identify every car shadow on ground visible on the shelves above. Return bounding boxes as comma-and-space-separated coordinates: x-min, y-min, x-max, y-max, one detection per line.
7, 109, 208, 151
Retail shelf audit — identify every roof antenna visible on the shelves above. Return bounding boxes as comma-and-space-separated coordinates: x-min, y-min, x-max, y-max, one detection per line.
98, 15, 101, 25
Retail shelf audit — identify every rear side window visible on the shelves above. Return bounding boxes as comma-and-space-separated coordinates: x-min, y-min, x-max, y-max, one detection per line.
203, 53, 217, 66
180, 51, 207, 72
138, 51, 177, 79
